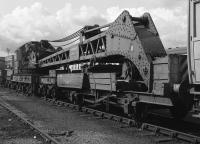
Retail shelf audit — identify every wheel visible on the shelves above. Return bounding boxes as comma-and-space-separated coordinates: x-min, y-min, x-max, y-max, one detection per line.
50, 87, 56, 100
135, 103, 148, 123
42, 87, 47, 98
77, 94, 84, 110
38, 87, 42, 97
70, 91, 77, 104
128, 103, 148, 127
170, 93, 192, 119
170, 102, 188, 119
170, 80, 193, 119
27, 85, 32, 96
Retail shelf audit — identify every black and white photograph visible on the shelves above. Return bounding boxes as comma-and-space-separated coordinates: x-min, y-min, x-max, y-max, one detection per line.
0, 0, 200, 143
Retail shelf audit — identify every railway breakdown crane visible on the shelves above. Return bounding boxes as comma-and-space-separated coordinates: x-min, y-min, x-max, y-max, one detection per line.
34, 10, 189, 120
8, 0, 199, 121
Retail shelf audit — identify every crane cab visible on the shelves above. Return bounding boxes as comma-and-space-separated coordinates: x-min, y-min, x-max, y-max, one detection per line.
188, 0, 200, 85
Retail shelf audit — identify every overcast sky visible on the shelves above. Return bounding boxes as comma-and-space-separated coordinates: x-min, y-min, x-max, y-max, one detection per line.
0, 0, 187, 56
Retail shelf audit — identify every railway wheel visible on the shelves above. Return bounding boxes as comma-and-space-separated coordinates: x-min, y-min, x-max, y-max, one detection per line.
170, 80, 193, 119
18, 84, 22, 92
46, 87, 51, 98
23, 85, 27, 95
10, 83, 13, 89
27, 85, 32, 96
38, 86, 42, 97
70, 91, 77, 104
13, 83, 16, 90
23, 85, 28, 96
128, 102, 148, 126
135, 103, 148, 124
16, 84, 19, 92
170, 102, 188, 119
24, 85, 28, 96
77, 94, 84, 111
50, 87, 56, 100
42, 86, 47, 98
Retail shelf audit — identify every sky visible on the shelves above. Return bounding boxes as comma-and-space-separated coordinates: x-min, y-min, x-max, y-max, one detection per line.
0, 0, 188, 56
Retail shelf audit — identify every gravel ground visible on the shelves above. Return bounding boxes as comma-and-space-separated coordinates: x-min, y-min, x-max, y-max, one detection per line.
0, 104, 44, 144
0, 88, 185, 144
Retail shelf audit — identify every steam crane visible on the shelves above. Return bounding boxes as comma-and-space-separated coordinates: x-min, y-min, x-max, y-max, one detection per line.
11, 1, 200, 120
38, 11, 182, 120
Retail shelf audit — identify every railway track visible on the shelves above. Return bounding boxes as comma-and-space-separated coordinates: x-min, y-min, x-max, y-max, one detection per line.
0, 97, 62, 144
147, 111, 200, 137
42, 97, 200, 144
1, 88, 200, 144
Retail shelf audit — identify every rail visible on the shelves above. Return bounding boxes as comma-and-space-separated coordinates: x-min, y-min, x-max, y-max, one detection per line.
0, 97, 61, 144
43, 97, 200, 144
